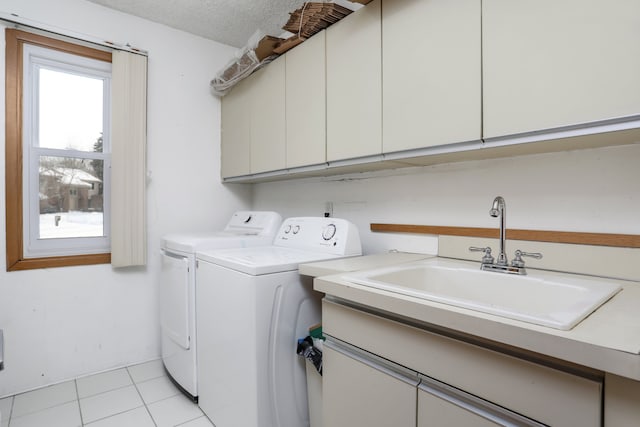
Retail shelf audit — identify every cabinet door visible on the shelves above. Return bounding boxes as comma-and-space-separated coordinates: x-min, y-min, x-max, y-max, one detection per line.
418, 389, 498, 427
323, 342, 416, 427
221, 76, 251, 178
605, 374, 640, 427
286, 31, 326, 168
417, 377, 544, 427
326, 0, 382, 162
483, 0, 640, 139
383, 0, 481, 153
250, 55, 286, 173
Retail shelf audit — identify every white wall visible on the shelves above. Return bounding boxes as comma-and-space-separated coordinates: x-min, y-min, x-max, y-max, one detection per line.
252, 143, 640, 255
0, 0, 251, 397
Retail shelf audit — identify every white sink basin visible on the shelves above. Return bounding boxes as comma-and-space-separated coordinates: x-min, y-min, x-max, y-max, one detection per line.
343, 257, 622, 330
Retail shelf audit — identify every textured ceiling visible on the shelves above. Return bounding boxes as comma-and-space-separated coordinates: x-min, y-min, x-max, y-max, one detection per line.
86, 0, 308, 47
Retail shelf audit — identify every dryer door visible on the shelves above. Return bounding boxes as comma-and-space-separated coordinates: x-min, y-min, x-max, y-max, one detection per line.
160, 250, 190, 349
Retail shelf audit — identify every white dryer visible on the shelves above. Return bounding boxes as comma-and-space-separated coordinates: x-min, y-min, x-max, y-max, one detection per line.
159, 211, 282, 400
196, 217, 362, 427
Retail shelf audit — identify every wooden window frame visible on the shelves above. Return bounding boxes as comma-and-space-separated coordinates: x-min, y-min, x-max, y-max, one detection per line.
5, 29, 112, 271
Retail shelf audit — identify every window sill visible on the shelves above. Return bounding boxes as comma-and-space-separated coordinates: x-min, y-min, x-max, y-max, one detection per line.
7, 253, 111, 271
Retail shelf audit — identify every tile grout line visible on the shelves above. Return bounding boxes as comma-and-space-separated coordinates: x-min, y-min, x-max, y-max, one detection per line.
82, 404, 147, 426
77, 372, 144, 425
9, 383, 78, 422
175, 414, 209, 427
79, 376, 146, 426
78, 382, 133, 401
126, 365, 158, 427
74, 379, 85, 427
8, 395, 14, 425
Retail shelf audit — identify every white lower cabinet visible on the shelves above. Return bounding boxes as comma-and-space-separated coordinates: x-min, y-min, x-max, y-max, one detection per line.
605, 374, 640, 427
417, 376, 545, 427
418, 385, 497, 427
324, 338, 544, 427
323, 341, 417, 427
322, 299, 602, 427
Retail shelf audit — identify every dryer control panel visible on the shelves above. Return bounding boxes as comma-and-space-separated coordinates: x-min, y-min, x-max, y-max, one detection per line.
274, 217, 362, 256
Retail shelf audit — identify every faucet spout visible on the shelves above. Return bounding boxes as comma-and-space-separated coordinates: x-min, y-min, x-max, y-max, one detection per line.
490, 196, 507, 265
470, 196, 542, 274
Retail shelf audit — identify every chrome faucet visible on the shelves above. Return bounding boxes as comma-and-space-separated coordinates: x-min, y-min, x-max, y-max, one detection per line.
489, 196, 508, 266
469, 196, 543, 275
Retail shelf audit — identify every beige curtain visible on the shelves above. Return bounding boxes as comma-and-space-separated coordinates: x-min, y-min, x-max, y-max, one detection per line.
111, 51, 148, 267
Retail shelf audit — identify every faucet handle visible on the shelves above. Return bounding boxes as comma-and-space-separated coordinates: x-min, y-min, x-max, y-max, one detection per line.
469, 246, 495, 264
511, 250, 543, 268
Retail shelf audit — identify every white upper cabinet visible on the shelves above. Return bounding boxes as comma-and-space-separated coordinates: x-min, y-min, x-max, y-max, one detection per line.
222, 0, 640, 181
221, 76, 251, 178
286, 31, 326, 168
250, 55, 286, 174
483, 0, 640, 139
221, 55, 286, 178
383, 0, 481, 153
326, 0, 382, 162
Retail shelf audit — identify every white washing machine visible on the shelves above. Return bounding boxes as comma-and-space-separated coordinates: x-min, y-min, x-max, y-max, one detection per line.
159, 211, 282, 400
196, 217, 362, 427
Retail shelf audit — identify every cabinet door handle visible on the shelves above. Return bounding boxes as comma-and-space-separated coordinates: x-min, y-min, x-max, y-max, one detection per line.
324, 337, 419, 387
418, 375, 545, 427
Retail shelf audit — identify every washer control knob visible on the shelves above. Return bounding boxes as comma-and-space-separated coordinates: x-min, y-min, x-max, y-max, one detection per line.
322, 224, 337, 241
284, 225, 292, 234
293, 225, 300, 234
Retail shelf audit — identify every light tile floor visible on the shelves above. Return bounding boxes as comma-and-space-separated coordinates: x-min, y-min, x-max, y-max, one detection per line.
0, 360, 213, 427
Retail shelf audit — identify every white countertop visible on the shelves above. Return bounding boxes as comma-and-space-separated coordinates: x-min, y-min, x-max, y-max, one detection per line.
306, 253, 640, 381
299, 252, 433, 277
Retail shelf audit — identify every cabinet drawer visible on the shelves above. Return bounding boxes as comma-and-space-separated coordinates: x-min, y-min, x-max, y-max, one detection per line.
418, 375, 545, 427
324, 342, 417, 427
323, 299, 602, 427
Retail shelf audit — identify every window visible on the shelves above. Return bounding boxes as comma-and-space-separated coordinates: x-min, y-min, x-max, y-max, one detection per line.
5, 29, 112, 270
24, 43, 111, 257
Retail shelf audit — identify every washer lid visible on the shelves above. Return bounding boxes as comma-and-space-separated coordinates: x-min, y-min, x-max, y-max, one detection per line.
161, 232, 274, 254
197, 246, 345, 275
